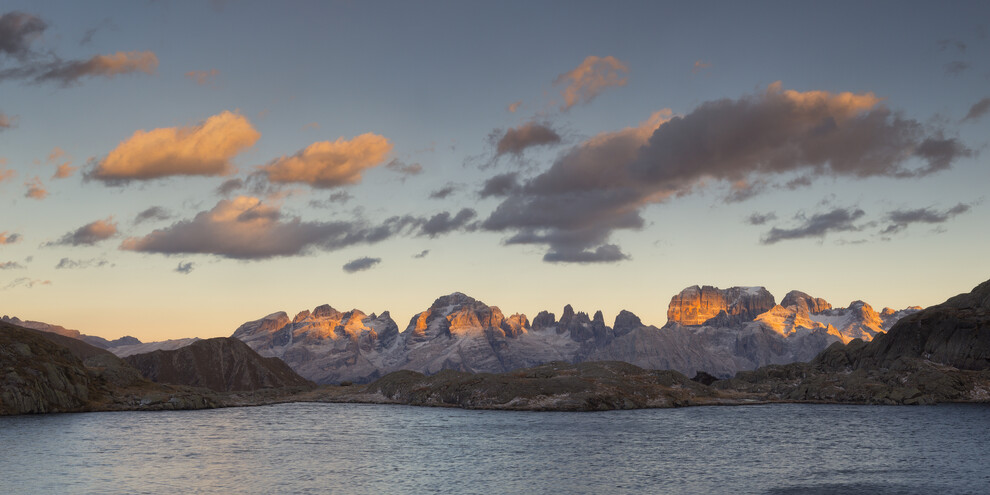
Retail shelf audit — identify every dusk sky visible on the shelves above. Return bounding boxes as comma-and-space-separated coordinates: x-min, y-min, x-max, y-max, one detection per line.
1, 1, 988, 341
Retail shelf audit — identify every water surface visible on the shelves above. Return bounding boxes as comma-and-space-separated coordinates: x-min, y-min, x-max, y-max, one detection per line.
1, 403, 988, 494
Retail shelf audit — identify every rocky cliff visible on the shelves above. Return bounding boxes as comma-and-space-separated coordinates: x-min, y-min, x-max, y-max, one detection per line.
124, 338, 313, 392
666, 286, 776, 326
1, 315, 139, 349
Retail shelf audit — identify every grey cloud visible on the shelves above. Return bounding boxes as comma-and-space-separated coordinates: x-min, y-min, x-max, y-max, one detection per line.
944, 61, 970, 76
413, 249, 429, 259
3, 277, 51, 290
0, 232, 21, 244
543, 244, 629, 263
385, 159, 422, 176
724, 180, 768, 203
962, 98, 990, 122
881, 203, 972, 234
309, 191, 353, 208
175, 261, 194, 274
49, 218, 118, 246
134, 206, 172, 225
0, 51, 158, 86
493, 122, 561, 157
479, 173, 519, 198
761, 208, 865, 244
55, 257, 111, 269
215, 178, 244, 196
0, 261, 25, 269
937, 38, 967, 53
746, 212, 777, 226
342, 257, 381, 273
429, 184, 457, 199
418, 208, 476, 237
481, 84, 971, 262
0, 12, 46, 60
79, 18, 114, 46
120, 197, 473, 260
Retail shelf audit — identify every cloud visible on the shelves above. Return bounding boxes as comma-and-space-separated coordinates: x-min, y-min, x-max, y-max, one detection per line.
302, 122, 320, 131
937, 38, 966, 53
89, 111, 260, 183
215, 178, 244, 196
881, 203, 972, 234
692, 60, 711, 74
0, 261, 24, 269
3, 278, 51, 290
175, 261, 194, 274
482, 83, 969, 262
479, 172, 520, 198
385, 158, 422, 176
413, 249, 429, 259
0, 12, 46, 60
55, 257, 111, 269
554, 55, 629, 111
342, 257, 381, 273
134, 206, 173, 224
47, 147, 66, 163
418, 208, 477, 237
944, 61, 969, 76
50, 217, 118, 246
3, 51, 159, 86
24, 177, 47, 199
309, 191, 353, 207
962, 97, 990, 122
0, 232, 22, 244
79, 18, 114, 46
0, 111, 16, 131
185, 68, 219, 86
52, 163, 77, 179
507, 101, 522, 113
261, 133, 392, 188
761, 208, 865, 244
724, 179, 768, 203
493, 121, 562, 157
0, 166, 15, 183
746, 212, 777, 226
429, 184, 457, 199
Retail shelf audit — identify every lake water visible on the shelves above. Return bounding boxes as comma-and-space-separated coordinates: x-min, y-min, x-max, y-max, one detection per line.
1, 403, 988, 494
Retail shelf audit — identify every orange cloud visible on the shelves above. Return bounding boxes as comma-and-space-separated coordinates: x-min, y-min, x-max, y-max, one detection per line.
0, 112, 16, 130
185, 68, 219, 85
47, 147, 66, 162
692, 60, 711, 74
53, 163, 77, 179
33, 51, 158, 86
0, 232, 22, 245
261, 133, 393, 188
554, 55, 629, 111
24, 177, 47, 199
90, 111, 260, 182
0, 166, 14, 183
507, 101, 522, 113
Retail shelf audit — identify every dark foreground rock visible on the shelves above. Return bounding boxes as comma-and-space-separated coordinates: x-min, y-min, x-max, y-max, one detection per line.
313, 361, 737, 411
124, 337, 313, 392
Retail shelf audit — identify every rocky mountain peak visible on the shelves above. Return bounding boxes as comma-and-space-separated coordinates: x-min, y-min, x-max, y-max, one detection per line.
293, 310, 311, 323
667, 285, 776, 326
312, 304, 341, 319
428, 292, 479, 313
531, 311, 556, 330
781, 290, 832, 314
613, 310, 643, 337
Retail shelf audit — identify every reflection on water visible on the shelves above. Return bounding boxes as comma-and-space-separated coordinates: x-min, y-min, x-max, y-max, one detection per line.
1, 403, 988, 494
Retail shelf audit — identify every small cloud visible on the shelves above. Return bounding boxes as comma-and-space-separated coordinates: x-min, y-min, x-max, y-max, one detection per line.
746, 212, 777, 226
0, 261, 25, 270
479, 172, 519, 198
185, 68, 219, 86
417, 208, 476, 237
302, 122, 320, 131
962, 97, 990, 122
215, 178, 244, 196
24, 177, 47, 199
944, 61, 970, 76
429, 184, 457, 199
47, 147, 66, 163
55, 257, 111, 269
12, 51, 159, 87
761, 208, 865, 244
342, 256, 380, 273
385, 158, 423, 176
413, 249, 429, 259
937, 38, 966, 53
543, 244, 629, 264
881, 203, 972, 234
493, 121, 561, 158
507, 101, 522, 113
52, 163, 77, 179
0, 232, 21, 245
261, 133, 393, 188
692, 60, 711, 74
88, 111, 260, 183
0, 166, 15, 183
79, 18, 115, 46
3, 278, 51, 290
50, 217, 118, 246
175, 261, 194, 274
0, 112, 17, 131
309, 191, 353, 208
134, 206, 173, 224
724, 179, 767, 203
0, 12, 47, 60
554, 55, 629, 111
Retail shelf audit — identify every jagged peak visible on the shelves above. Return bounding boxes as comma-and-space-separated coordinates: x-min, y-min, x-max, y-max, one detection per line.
429, 292, 480, 311
312, 304, 340, 318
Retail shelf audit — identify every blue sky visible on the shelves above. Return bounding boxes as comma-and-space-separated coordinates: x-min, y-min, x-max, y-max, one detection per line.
1, 1, 988, 340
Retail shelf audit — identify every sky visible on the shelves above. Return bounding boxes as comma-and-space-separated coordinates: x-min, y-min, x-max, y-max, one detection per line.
1, 1, 988, 341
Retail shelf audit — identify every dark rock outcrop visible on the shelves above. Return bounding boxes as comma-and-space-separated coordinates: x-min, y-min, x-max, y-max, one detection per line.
1, 321, 95, 414
125, 338, 313, 392
780, 290, 832, 314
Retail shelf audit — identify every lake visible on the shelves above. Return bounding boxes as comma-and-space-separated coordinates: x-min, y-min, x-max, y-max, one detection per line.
1, 403, 988, 494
